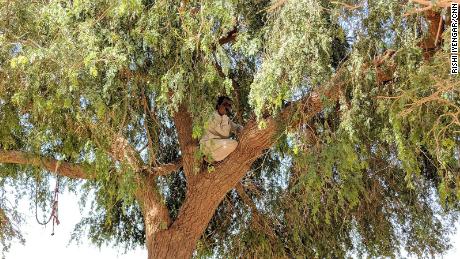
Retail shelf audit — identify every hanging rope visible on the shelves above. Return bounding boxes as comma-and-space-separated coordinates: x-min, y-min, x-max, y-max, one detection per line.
50, 176, 60, 236
35, 163, 61, 236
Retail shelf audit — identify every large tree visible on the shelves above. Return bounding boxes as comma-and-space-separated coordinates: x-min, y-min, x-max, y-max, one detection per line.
1, 0, 459, 258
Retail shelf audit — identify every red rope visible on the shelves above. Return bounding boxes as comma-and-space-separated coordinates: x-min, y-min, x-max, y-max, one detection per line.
51, 179, 60, 235
35, 176, 60, 236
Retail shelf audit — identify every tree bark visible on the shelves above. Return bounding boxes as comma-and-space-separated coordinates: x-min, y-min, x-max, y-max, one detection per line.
137, 175, 172, 259
0, 150, 90, 179
173, 104, 199, 184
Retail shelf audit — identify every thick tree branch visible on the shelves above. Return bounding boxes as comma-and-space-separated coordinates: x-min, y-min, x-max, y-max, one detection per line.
149, 158, 183, 176
408, 0, 452, 9
173, 104, 198, 182
105, 132, 173, 241
418, 10, 445, 59
137, 174, 172, 254
266, 0, 288, 12
0, 150, 90, 179
109, 135, 174, 249
94, 125, 174, 245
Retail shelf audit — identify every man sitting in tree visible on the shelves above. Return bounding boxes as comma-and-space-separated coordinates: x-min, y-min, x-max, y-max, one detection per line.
200, 96, 243, 162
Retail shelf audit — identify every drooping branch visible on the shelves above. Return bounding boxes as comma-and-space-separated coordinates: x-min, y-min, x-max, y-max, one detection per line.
0, 150, 90, 179
0, 206, 23, 246
235, 183, 277, 240
0, 207, 10, 232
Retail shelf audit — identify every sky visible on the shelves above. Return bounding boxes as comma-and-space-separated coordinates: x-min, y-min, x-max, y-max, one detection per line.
4, 189, 460, 259
6, 190, 146, 259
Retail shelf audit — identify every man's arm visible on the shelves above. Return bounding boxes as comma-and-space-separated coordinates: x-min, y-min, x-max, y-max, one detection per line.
208, 114, 232, 138
230, 120, 243, 134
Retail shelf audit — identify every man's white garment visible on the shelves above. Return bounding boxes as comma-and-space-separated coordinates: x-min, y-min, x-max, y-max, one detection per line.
200, 111, 242, 162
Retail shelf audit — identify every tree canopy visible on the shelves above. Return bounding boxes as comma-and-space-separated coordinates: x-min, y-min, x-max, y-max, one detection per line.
0, 0, 459, 258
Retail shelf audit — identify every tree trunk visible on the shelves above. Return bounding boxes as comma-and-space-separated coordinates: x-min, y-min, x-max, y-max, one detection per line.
146, 170, 257, 258
149, 226, 197, 259
137, 175, 173, 259
147, 128, 275, 258
148, 180, 238, 259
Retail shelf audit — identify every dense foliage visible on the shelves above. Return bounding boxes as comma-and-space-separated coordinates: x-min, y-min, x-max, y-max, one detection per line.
1, 0, 459, 258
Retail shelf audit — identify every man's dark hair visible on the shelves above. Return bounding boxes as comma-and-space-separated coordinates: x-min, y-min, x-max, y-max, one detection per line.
215, 96, 232, 110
